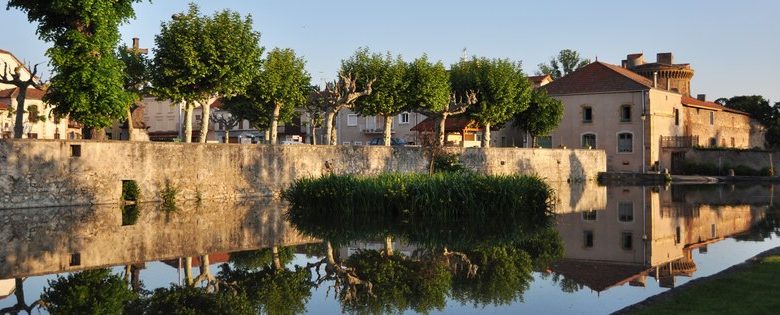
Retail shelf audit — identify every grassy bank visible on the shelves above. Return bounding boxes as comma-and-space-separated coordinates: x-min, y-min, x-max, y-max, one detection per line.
629, 254, 780, 314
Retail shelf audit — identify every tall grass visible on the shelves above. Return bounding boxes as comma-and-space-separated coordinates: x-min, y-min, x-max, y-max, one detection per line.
283, 173, 556, 247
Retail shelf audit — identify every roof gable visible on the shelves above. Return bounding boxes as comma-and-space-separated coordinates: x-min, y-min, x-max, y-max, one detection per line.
543, 62, 653, 95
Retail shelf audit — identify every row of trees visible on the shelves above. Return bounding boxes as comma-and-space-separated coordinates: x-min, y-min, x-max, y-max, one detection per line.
8, 1, 565, 146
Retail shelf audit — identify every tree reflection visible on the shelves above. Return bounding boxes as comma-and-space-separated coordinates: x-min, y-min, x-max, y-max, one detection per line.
39, 269, 135, 314
218, 246, 313, 315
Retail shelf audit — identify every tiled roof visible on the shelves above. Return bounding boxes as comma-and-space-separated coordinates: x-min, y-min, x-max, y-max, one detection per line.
0, 101, 8, 110
681, 95, 749, 116
410, 116, 482, 132
210, 98, 222, 109
0, 87, 46, 100
550, 259, 650, 292
528, 74, 552, 84
543, 62, 653, 95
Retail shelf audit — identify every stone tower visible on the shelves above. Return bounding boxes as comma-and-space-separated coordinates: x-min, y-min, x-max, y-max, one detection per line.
622, 52, 694, 96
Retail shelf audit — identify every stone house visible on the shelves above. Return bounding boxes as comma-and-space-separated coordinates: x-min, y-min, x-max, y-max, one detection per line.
543, 53, 760, 173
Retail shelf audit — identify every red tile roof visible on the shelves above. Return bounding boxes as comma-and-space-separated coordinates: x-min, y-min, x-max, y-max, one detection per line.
0, 87, 46, 100
681, 95, 748, 116
543, 62, 653, 95
0, 101, 8, 110
210, 98, 222, 109
410, 116, 482, 132
550, 259, 650, 292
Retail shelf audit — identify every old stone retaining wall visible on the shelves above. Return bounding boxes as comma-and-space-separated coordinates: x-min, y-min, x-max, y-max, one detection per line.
0, 140, 606, 209
683, 148, 777, 172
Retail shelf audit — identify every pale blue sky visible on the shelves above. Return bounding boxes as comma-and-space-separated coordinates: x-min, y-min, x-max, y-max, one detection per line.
3, 0, 778, 102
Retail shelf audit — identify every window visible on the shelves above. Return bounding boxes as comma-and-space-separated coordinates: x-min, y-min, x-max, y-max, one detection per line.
399, 112, 410, 124
674, 108, 680, 126
366, 116, 377, 130
709, 137, 717, 147
584, 231, 594, 248
618, 202, 634, 222
709, 111, 715, 125
582, 133, 596, 149
675, 226, 681, 244
347, 114, 358, 127
711, 224, 717, 238
535, 136, 552, 148
582, 106, 593, 123
582, 210, 597, 221
617, 133, 633, 153
621, 232, 633, 250
354, 141, 363, 146
620, 105, 632, 122
731, 137, 736, 147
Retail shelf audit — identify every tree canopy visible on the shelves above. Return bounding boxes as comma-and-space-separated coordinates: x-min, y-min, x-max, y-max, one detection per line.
40, 269, 135, 314
257, 48, 311, 144
8, 0, 143, 129
451, 57, 532, 147
514, 88, 564, 146
342, 48, 409, 146
537, 49, 591, 80
152, 3, 262, 142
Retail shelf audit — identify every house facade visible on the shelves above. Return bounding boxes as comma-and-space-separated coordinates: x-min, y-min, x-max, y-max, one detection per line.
544, 53, 758, 173
0, 49, 74, 140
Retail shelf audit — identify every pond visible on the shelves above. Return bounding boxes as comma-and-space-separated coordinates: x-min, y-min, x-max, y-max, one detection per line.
1, 183, 778, 314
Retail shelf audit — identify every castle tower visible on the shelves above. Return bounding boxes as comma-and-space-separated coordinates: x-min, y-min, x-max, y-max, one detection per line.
622, 52, 694, 96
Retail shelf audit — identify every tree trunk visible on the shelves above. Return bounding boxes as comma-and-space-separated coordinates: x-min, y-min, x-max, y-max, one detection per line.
437, 114, 448, 147
384, 236, 394, 256
325, 109, 336, 145
482, 122, 491, 148
199, 100, 210, 143
126, 106, 134, 141
13, 89, 26, 139
183, 102, 193, 143
272, 246, 283, 271
383, 115, 393, 147
270, 103, 281, 145
199, 254, 210, 278
224, 129, 230, 143
130, 263, 143, 292
85, 127, 106, 140
184, 256, 193, 286
311, 124, 317, 145
325, 241, 337, 265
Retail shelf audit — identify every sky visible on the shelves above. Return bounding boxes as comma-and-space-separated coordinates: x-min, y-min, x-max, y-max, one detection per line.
2, 0, 779, 102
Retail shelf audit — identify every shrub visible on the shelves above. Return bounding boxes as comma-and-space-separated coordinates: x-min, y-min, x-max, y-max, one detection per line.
122, 180, 141, 201
433, 153, 469, 173
160, 181, 178, 212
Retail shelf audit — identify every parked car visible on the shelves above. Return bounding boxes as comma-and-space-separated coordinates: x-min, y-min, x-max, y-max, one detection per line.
368, 137, 407, 146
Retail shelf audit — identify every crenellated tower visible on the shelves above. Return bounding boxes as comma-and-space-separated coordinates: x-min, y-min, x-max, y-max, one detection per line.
622, 52, 694, 96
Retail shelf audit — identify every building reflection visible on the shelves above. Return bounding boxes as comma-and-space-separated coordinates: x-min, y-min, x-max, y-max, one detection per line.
551, 183, 775, 292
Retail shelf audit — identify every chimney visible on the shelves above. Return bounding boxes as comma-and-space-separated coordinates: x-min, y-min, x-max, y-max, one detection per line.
627, 53, 644, 67
653, 72, 658, 88
132, 37, 140, 50
657, 52, 673, 65
697, 94, 706, 101
621, 60, 628, 68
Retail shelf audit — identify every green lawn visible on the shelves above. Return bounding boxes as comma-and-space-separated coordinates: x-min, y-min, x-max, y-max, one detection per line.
632, 255, 780, 315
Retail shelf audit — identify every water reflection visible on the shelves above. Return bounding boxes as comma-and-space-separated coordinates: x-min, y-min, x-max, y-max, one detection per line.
551, 183, 778, 292
0, 184, 778, 314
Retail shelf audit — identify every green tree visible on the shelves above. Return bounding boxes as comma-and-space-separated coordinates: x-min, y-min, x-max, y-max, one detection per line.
450, 246, 534, 306
40, 269, 135, 315
255, 48, 311, 144
407, 55, 476, 146
537, 49, 591, 80
343, 49, 408, 146
137, 285, 255, 315
452, 57, 532, 147
719, 95, 777, 148
152, 4, 263, 143
513, 88, 564, 147
118, 41, 151, 141
320, 49, 376, 145
304, 86, 330, 145
8, 0, 143, 139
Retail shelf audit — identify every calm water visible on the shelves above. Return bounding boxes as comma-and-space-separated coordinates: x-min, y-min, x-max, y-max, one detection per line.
1, 183, 779, 314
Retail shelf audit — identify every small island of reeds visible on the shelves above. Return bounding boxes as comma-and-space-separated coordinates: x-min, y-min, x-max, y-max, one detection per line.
283, 173, 556, 246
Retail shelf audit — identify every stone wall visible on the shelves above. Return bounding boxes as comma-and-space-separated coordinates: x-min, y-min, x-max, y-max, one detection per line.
682, 106, 761, 149
0, 140, 606, 209
682, 148, 776, 173
0, 199, 314, 278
